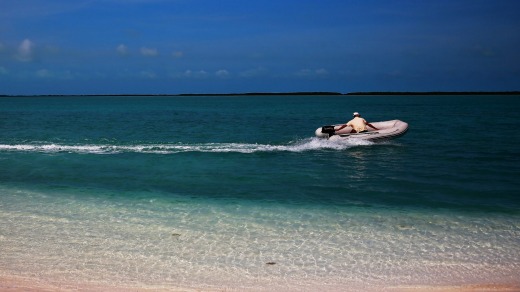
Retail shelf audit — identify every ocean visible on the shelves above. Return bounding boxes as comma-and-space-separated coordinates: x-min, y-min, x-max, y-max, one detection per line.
1, 94, 519, 291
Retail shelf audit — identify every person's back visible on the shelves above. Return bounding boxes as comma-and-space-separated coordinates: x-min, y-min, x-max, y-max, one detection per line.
333, 112, 378, 135
347, 116, 368, 133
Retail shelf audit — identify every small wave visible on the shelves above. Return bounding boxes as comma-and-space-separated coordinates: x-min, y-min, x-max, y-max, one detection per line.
0, 138, 372, 155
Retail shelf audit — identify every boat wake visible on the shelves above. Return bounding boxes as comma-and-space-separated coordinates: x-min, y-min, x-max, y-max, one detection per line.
0, 138, 373, 155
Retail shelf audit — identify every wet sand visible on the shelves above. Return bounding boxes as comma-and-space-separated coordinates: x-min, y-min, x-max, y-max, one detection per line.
1, 276, 519, 292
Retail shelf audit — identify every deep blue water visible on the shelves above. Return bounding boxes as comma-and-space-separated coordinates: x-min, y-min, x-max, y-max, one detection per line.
1, 94, 519, 213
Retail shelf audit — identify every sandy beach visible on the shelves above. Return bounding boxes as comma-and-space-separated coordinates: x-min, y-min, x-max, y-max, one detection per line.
1, 275, 519, 292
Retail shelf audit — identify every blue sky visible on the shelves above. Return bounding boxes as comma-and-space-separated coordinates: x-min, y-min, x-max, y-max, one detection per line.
1, 0, 519, 95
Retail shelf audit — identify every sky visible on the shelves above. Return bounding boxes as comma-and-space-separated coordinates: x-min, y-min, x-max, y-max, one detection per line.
1, 0, 519, 95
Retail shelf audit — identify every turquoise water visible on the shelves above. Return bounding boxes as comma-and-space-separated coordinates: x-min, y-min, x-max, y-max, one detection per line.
1, 95, 519, 290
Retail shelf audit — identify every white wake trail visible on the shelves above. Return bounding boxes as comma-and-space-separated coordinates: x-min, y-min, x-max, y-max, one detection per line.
0, 138, 372, 154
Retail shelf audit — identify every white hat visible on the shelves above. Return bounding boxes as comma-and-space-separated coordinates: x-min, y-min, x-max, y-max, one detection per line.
353, 112, 360, 116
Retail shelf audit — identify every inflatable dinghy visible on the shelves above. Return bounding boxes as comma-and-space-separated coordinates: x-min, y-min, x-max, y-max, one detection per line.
315, 120, 408, 141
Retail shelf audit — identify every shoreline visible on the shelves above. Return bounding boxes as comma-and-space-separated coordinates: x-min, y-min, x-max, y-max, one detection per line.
1, 91, 519, 97
1, 275, 519, 292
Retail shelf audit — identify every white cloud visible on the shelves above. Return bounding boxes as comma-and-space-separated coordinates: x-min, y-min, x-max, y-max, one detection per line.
35, 69, 74, 79
116, 44, 128, 55
215, 69, 230, 78
239, 67, 268, 78
172, 51, 183, 58
315, 68, 329, 75
296, 69, 312, 76
296, 68, 329, 77
183, 69, 208, 78
0, 2, 90, 20
140, 70, 157, 79
171, 69, 211, 79
16, 39, 34, 62
141, 47, 158, 57
36, 69, 52, 78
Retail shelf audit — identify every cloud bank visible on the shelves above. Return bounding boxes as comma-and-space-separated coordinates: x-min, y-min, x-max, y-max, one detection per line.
16, 39, 34, 62
117, 44, 128, 55
141, 47, 158, 57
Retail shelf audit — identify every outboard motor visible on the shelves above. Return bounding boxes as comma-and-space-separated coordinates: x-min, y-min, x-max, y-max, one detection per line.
320, 125, 336, 137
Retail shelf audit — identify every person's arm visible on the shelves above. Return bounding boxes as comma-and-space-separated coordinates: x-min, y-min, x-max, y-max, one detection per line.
335, 124, 348, 131
367, 123, 378, 130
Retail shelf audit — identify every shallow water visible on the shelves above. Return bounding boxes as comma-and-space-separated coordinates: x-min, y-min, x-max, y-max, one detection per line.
1, 95, 519, 290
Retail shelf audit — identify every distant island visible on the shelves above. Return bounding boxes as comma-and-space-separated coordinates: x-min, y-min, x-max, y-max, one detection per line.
344, 91, 520, 96
178, 91, 520, 96
1, 91, 519, 97
177, 92, 343, 96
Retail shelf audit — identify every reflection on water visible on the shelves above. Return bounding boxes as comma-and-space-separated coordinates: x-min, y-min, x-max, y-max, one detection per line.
347, 148, 370, 180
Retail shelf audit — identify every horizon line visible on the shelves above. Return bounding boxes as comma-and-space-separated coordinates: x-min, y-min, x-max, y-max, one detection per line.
1, 91, 519, 97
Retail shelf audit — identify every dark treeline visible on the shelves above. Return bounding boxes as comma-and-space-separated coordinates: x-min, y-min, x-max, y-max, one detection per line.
345, 91, 520, 96
1, 91, 519, 97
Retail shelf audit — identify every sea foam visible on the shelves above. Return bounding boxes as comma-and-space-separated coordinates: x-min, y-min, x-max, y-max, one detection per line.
0, 138, 372, 154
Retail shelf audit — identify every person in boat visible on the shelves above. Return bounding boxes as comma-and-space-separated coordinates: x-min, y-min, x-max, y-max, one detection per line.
336, 112, 378, 133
